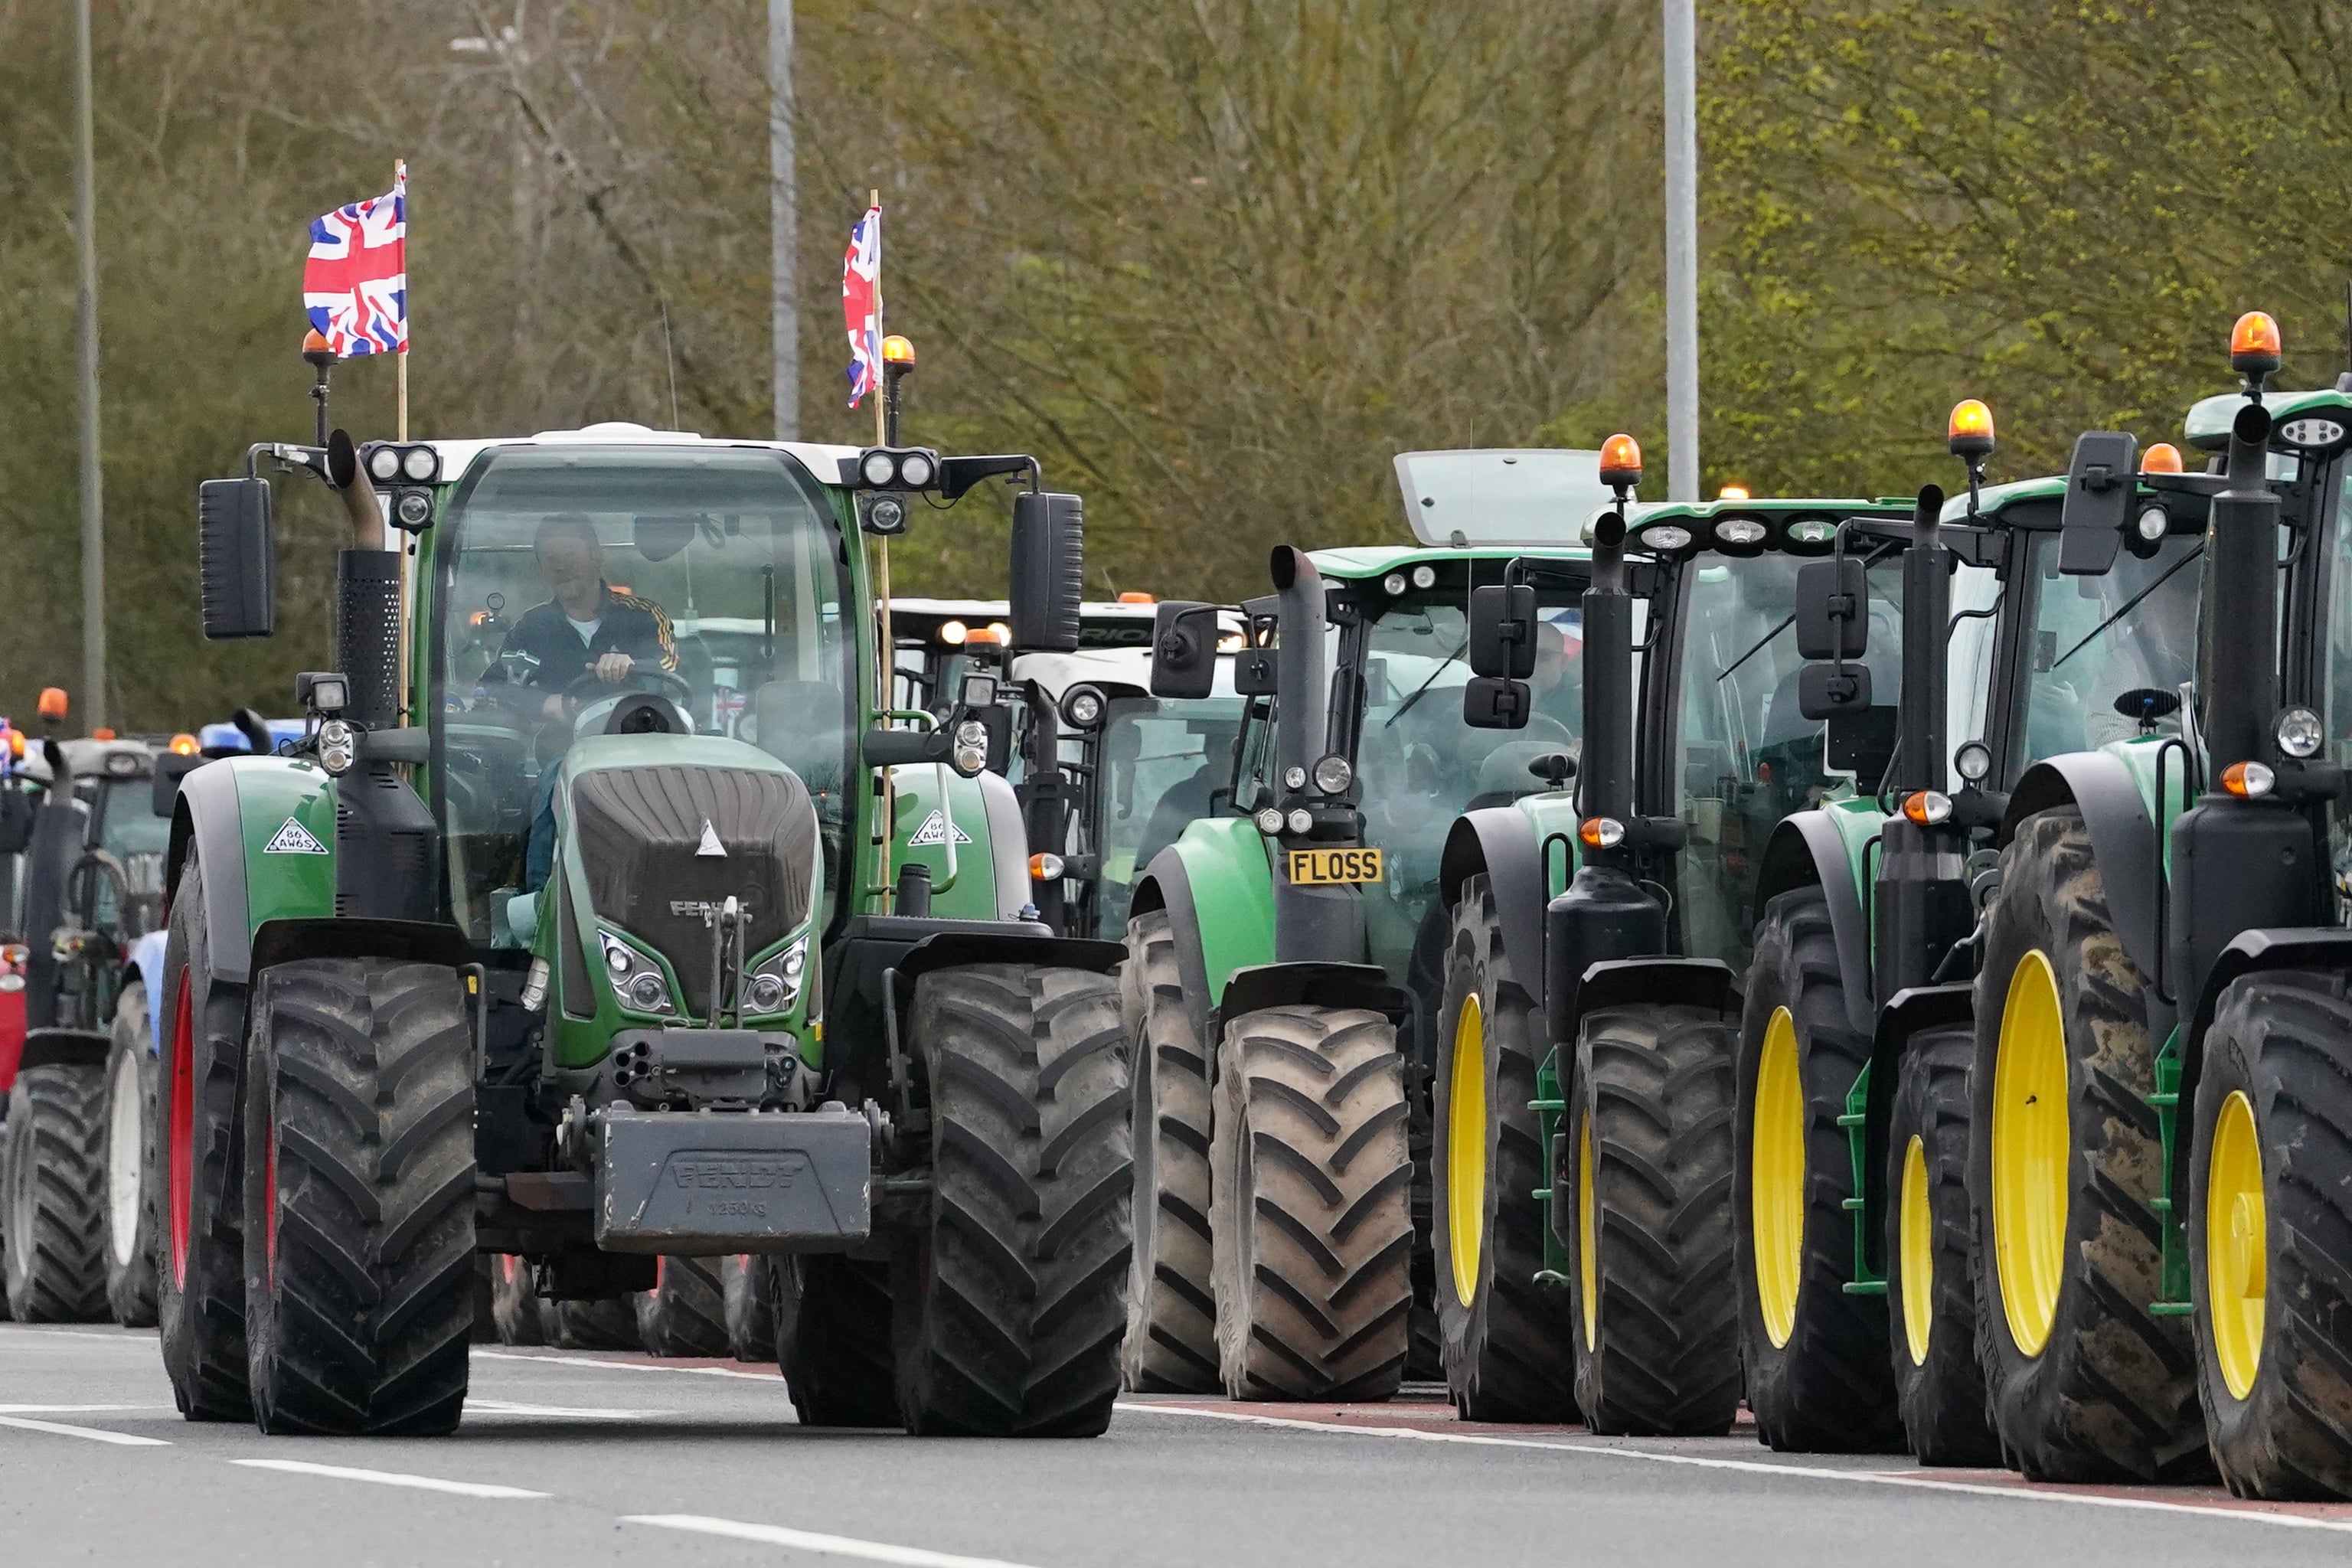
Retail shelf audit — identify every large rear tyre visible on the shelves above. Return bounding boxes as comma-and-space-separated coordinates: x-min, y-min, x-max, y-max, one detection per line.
1884, 1025, 1999, 1465
1432, 875, 1576, 1421
549, 1295, 639, 1351
491, 1255, 546, 1346
157, 851, 250, 1423
1119, 910, 1217, 1393
635, 1255, 729, 1357
2187, 972, 2352, 1500
1212, 1003, 1413, 1402
779, 1255, 898, 1426
3, 1062, 108, 1321
1733, 887, 1900, 1451
895, 963, 1131, 1436
103, 983, 161, 1327
1968, 808, 2206, 1482
240, 959, 475, 1436
1566, 1004, 1740, 1436
722, 1254, 779, 1362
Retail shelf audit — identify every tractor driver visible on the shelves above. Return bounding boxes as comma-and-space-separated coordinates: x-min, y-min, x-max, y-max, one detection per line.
494, 513, 681, 717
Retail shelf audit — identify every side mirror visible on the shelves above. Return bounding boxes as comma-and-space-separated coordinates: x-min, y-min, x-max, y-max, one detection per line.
1798, 661, 1873, 720
1463, 675, 1530, 730
1232, 642, 1276, 697
2059, 430, 2139, 577
152, 753, 203, 820
1150, 602, 1220, 700
1794, 558, 1867, 660
1008, 491, 1083, 653
1468, 584, 1536, 678
198, 477, 276, 640
0, 789, 31, 856
1825, 704, 1899, 782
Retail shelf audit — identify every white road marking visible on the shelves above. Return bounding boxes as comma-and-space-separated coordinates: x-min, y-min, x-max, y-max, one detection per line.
1116, 1403, 2352, 1535
626, 1515, 1047, 1568
0, 1403, 170, 1413
0, 1326, 158, 1343
0, 1413, 171, 1446
475, 1349, 778, 1382
467, 1398, 656, 1420
231, 1459, 549, 1499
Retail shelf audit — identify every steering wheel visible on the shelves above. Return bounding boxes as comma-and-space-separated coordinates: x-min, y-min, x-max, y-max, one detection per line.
560, 666, 697, 711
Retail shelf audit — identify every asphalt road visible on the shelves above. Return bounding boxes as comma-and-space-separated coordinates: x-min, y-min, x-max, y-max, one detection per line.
5, 1322, 2350, 1567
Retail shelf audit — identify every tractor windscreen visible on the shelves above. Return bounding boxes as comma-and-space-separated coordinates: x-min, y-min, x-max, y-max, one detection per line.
1357, 588, 1587, 982
1094, 692, 1249, 940
92, 778, 170, 936
433, 444, 855, 942
2008, 531, 2204, 771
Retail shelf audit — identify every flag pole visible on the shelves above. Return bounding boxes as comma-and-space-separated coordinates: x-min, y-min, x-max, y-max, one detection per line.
867, 191, 897, 909
395, 159, 410, 442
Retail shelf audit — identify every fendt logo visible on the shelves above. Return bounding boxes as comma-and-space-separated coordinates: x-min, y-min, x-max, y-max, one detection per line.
668, 1152, 808, 1191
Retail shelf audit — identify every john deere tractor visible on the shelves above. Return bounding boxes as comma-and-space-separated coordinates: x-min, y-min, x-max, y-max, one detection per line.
1441, 442, 1916, 1430
1962, 314, 2352, 1496
1125, 447, 1615, 1398
161, 365, 1131, 1435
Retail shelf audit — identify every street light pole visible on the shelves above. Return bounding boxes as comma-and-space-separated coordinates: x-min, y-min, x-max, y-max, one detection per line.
1663, 0, 1699, 502
73, 0, 106, 730
769, 0, 797, 442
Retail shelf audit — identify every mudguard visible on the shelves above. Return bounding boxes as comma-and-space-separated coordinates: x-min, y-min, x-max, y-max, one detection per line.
1573, 956, 1740, 1020
2173, 927, 2352, 1197
1755, 805, 1879, 1037
1439, 807, 1551, 1016
167, 755, 339, 986
19, 1027, 109, 1071
1219, 961, 1405, 1027
1130, 817, 1276, 1045
1860, 982, 1975, 1223
2002, 750, 2169, 995
887, 764, 1031, 920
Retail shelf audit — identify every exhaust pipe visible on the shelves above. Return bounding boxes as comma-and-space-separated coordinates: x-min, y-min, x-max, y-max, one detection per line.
325, 428, 384, 550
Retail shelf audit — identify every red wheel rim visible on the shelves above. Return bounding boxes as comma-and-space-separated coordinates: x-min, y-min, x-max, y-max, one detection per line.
168, 970, 194, 1288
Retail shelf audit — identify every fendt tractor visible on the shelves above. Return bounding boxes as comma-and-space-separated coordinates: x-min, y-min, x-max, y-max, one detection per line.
1443, 446, 1916, 1429
1127, 449, 1620, 1400
161, 341, 1135, 1436
1726, 410, 2210, 1462
2, 707, 222, 1328
1960, 314, 2352, 1498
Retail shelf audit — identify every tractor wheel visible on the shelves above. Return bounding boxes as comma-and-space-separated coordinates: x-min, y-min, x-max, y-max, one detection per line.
779, 1255, 899, 1426
1733, 886, 1902, 1451
1432, 874, 1576, 1421
1968, 807, 2207, 1482
3, 1062, 108, 1321
635, 1255, 730, 1357
156, 850, 251, 1423
1212, 1003, 1413, 1402
1565, 1004, 1740, 1436
550, 1295, 639, 1351
1883, 1025, 1998, 1465
102, 982, 161, 1326
895, 963, 1130, 1436
1119, 909, 1217, 1393
469, 1256, 500, 1344
2187, 971, 2352, 1499
722, 1254, 779, 1362
240, 959, 475, 1436
491, 1255, 545, 1347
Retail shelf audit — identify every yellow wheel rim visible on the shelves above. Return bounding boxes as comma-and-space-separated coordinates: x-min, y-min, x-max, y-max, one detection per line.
1993, 949, 2069, 1357
1446, 994, 1488, 1308
1751, 1004, 1805, 1349
1899, 1134, 1934, 1367
2206, 1089, 2267, 1401
1577, 1111, 1599, 1350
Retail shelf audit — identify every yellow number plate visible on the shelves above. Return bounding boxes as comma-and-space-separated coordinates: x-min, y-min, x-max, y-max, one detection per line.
1286, 848, 1384, 886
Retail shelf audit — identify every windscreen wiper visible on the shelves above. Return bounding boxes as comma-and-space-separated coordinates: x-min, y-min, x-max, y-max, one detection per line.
1713, 538, 1901, 685
1387, 637, 1469, 727
2050, 542, 2203, 673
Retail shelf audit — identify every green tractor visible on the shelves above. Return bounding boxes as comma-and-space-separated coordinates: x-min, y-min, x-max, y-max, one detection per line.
1125, 447, 1615, 1398
1963, 314, 2352, 1494
1442, 443, 1916, 1429
160, 377, 1132, 1433
1726, 406, 2210, 1461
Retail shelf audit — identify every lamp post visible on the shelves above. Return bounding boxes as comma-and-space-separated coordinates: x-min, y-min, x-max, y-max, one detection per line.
1663, 0, 1699, 502
73, 0, 106, 729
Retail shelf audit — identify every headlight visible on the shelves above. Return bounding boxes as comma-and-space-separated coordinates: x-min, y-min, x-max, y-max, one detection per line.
366, 445, 401, 482
900, 451, 936, 489
1954, 739, 1993, 782
1638, 524, 1692, 552
317, 718, 355, 776
1060, 685, 1106, 729
1714, 518, 1767, 547
1788, 518, 1835, 546
1283, 765, 1308, 791
1255, 807, 1283, 836
1382, 572, 1407, 596
1312, 753, 1353, 794
2275, 707, 2324, 759
599, 929, 675, 1014
865, 495, 908, 534
862, 450, 897, 486
1411, 564, 1437, 590
956, 718, 990, 749
1285, 807, 1313, 835
952, 743, 987, 775
393, 490, 434, 531
744, 938, 808, 1018
2135, 505, 2167, 543
400, 446, 439, 482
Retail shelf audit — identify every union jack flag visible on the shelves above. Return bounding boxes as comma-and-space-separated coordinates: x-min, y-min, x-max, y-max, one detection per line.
842, 204, 882, 407
305, 171, 407, 358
